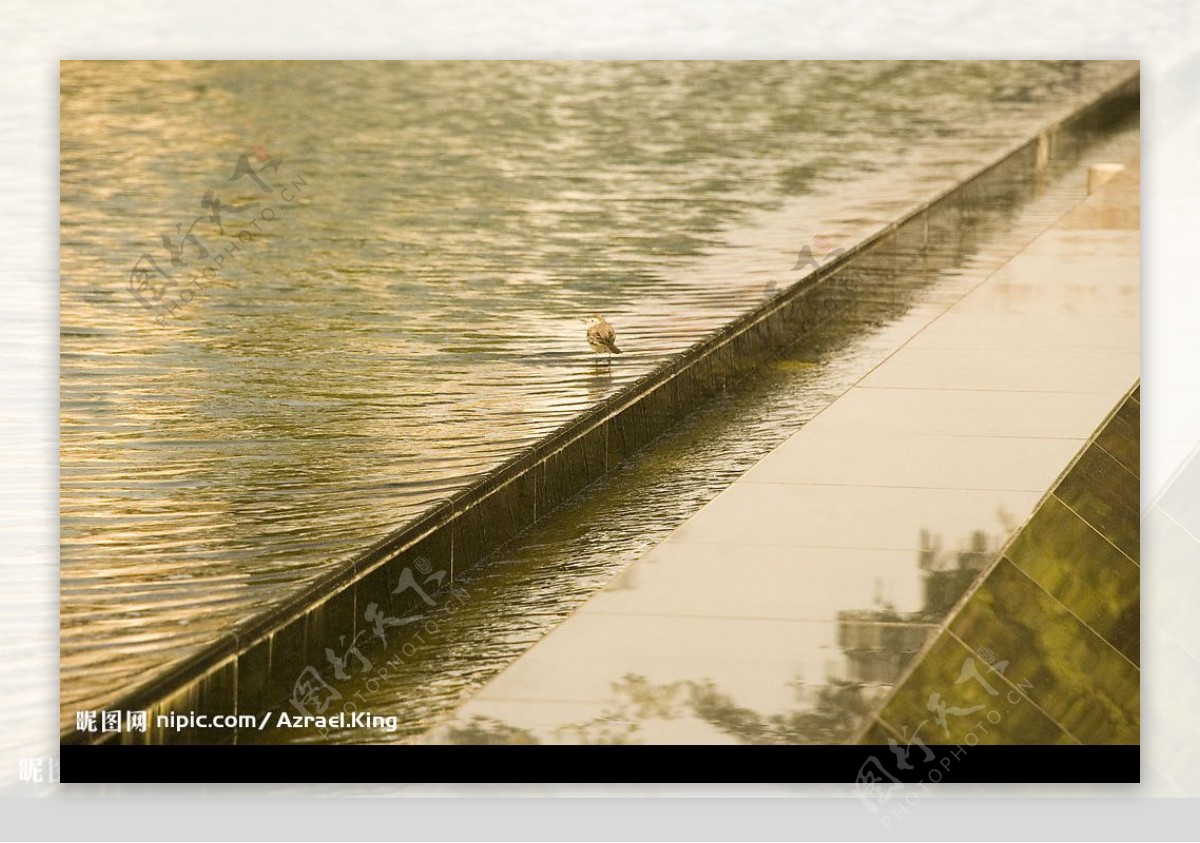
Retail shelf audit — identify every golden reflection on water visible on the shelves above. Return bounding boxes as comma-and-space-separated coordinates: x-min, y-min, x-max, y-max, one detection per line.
60, 60, 1136, 725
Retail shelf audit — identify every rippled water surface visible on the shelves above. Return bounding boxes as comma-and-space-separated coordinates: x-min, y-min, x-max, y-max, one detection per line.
60, 60, 1135, 725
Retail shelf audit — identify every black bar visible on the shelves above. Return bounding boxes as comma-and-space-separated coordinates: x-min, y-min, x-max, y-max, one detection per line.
61, 744, 1139, 784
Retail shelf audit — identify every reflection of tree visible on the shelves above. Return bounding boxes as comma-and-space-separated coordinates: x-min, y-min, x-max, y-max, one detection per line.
443, 673, 874, 745
687, 677, 872, 744
556, 674, 690, 745
444, 716, 538, 745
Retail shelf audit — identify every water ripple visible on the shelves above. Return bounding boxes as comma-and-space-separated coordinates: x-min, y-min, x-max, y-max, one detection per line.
59, 60, 1136, 727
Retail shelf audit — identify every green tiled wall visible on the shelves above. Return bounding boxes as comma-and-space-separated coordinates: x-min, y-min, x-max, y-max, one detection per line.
863, 384, 1140, 745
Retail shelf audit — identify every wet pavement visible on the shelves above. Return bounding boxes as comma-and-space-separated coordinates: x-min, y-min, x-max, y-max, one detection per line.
861, 162, 1141, 748
428, 141, 1140, 745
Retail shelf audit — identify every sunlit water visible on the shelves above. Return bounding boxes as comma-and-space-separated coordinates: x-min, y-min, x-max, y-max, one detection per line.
60, 60, 1136, 727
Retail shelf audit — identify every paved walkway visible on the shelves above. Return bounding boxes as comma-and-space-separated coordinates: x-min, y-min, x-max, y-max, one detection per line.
434, 149, 1140, 745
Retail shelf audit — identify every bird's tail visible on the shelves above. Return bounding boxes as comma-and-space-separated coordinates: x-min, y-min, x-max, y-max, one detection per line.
611, 343, 622, 354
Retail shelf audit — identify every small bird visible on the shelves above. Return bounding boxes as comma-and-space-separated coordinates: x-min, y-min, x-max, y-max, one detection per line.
584, 314, 622, 365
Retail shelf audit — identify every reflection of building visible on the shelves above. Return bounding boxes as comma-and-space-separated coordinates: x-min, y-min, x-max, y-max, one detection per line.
837, 609, 934, 684
836, 529, 997, 685
919, 528, 993, 617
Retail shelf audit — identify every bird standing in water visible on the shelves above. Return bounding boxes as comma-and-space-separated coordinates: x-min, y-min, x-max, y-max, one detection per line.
584, 314, 622, 366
